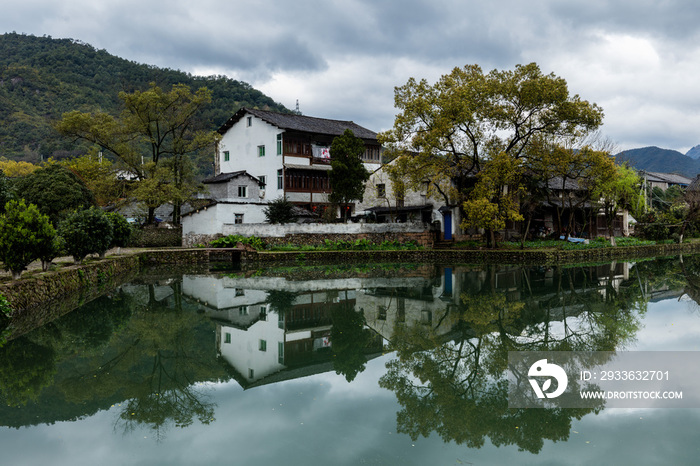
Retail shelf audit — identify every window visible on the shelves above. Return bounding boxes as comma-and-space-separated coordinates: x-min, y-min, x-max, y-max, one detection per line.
277, 169, 283, 189
234, 213, 244, 224
246, 116, 252, 127
235, 288, 244, 296
248, 368, 254, 379
259, 339, 267, 352
260, 306, 267, 321
224, 332, 231, 344
277, 134, 282, 155
376, 183, 386, 198
238, 186, 248, 198
278, 342, 284, 364
258, 175, 266, 188
258, 145, 266, 157
223, 150, 230, 162
239, 306, 249, 315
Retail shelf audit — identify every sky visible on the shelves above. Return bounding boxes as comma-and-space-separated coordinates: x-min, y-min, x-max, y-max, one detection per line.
3, 0, 700, 154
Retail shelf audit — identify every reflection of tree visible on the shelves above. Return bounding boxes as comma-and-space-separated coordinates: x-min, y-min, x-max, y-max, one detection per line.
330, 292, 374, 382
0, 336, 56, 407
266, 289, 298, 315
0, 280, 226, 436
379, 264, 648, 453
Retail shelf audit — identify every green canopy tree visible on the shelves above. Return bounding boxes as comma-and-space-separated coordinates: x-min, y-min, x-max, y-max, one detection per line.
380, 62, 603, 219
591, 162, 643, 246
0, 199, 57, 278
13, 163, 95, 225
55, 83, 219, 224
329, 129, 371, 221
59, 207, 113, 263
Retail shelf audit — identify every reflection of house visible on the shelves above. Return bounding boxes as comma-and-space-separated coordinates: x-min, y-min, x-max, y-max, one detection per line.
182, 108, 382, 238
181, 274, 380, 388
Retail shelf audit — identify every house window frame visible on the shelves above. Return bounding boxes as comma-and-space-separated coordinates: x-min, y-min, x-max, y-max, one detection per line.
246, 116, 252, 127
234, 213, 244, 224
238, 185, 248, 198
258, 145, 266, 157
277, 134, 283, 155
376, 183, 386, 198
258, 175, 266, 188
223, 150, 230, 162
259, 339, 267, 352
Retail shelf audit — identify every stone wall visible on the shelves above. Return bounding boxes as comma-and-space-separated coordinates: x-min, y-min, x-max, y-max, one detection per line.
183, 222, 438, 248
130, 225, 183, 247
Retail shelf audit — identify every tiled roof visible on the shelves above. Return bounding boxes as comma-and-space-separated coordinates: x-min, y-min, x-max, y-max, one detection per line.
218, 107, 379, 141
643, 171, 693, 185
203, 171, 259, 184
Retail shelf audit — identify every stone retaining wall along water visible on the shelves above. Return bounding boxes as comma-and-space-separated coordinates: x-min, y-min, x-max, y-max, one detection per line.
182, 222, 438, 248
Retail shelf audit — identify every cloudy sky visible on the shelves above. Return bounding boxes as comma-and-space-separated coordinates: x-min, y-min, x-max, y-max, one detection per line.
3, 0, 700, 153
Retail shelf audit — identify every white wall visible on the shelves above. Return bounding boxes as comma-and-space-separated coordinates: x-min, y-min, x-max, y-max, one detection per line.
222, 221, 428, 237
182, 203, 268, 236
218, 111, 285, 201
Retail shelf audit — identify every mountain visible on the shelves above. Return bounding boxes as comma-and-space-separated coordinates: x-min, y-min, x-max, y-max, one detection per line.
0, 32, 289, 162
685, 145, 700, 160
615, 146, 700, 178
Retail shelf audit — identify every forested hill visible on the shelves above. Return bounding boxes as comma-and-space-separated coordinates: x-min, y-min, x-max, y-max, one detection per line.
615, 146, 700, 178
0, 32, 289, 161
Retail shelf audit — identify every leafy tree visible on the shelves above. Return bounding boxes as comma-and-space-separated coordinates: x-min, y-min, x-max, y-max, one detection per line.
329, 129, 371, 221
264, 197, 297, 224
13, 163, 95, 225
0, 171, 12, 214
0, 159, 39, 177
106, 212, 132, 249
56, 83, 219, 224
0, 199, 56, 279
380, 63, 603, 221
591, 162, 643, 245
461, 152, 524, 248
59, 207, 113, 263
59, 152, 125, 207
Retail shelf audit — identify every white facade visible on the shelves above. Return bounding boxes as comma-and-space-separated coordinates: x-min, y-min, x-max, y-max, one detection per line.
218, 112, 288, 202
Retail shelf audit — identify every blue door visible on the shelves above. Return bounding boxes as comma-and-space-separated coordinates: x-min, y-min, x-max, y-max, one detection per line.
443, 212, 452, 240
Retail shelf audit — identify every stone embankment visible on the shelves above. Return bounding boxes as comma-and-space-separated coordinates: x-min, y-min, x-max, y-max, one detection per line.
2, 241, 700, 320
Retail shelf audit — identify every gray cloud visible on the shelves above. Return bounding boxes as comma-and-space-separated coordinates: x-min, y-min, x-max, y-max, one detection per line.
3, 0, 700, 151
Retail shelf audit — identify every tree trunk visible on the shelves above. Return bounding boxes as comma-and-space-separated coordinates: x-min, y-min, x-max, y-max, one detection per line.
521, 214, 532, 250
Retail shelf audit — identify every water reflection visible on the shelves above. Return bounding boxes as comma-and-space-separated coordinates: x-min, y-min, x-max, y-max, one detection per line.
0, 257, 698, 454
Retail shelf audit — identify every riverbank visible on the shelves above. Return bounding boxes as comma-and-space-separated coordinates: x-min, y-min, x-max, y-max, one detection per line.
2, 240, 700, 316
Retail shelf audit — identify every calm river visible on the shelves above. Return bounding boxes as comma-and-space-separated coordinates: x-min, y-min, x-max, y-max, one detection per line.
1, 257, 699, 465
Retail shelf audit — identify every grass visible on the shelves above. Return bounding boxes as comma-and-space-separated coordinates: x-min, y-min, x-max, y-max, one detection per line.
455, 236, 660, 250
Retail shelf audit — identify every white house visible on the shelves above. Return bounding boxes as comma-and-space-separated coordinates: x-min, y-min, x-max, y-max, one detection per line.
182, 107, 382, 242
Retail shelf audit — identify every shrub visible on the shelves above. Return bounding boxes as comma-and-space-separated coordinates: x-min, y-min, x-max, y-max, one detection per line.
264, 197, 297, 224
0, 200, 56, 279
59, 207, 113, 263
106, 212, 132, 248
210, 234, 266, 250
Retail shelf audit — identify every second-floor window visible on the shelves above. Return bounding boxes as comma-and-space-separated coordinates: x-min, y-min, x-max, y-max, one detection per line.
258, 145, 265, 157
258, 175, 266, 188
277, 134, 282, 155
223, 150, 230, 162
278, 169, 283, 189
238, 186, 247, 198
376, 183, 386, 198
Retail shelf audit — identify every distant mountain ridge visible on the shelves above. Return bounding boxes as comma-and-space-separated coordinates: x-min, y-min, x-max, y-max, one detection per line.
615, 146, 700, 179
0, 32, 289, 161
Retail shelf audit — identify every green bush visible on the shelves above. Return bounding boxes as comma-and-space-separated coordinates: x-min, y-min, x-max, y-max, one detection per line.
106, 212, 132, 248
263, 197, 297, 224
210, 234, 266, 250
0, 199, 56, 278
59, 207, 113, 263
